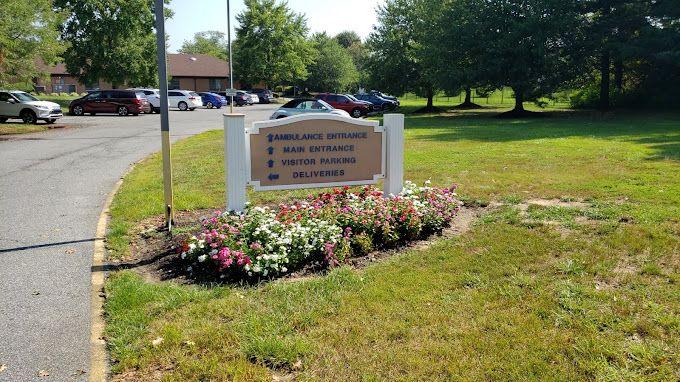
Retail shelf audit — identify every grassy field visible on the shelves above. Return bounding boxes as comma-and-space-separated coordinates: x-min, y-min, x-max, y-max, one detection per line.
105, 101, 679, 381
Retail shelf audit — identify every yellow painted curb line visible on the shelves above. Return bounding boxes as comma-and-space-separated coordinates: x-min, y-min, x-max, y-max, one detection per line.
90, 167, 132, 382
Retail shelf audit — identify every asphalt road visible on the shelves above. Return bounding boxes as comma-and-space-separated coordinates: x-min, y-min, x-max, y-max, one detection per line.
0, 103, 278, 381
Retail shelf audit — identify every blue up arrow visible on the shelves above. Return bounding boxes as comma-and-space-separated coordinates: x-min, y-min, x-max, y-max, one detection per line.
267, 159, 274, 168
267, 133, 273, 142
267, 146, 274, 155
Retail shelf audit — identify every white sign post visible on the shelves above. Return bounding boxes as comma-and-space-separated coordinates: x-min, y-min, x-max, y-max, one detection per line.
224, 114, 404, 212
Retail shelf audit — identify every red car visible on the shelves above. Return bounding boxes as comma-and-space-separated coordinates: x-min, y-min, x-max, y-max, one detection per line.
69, 90, 151, 116
314, 93, 370, 118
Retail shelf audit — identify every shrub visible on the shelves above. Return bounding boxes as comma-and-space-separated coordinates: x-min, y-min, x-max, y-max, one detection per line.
180, 181, 460, 280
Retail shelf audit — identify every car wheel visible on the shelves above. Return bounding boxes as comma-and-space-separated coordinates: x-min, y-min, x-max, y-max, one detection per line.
190, 108, 196, 111
47, 119, 57, 124
206, 101, 213, 109
21, 110, 37, 124
90, 113, 97, 116
118, 106, 129, 116
72, 105, 84, 116
351, 108, 363, 118
154, 107, 161, 113
178, 101, 188, 111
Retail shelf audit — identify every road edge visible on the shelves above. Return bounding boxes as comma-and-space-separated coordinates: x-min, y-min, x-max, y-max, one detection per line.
90, 166, 133, 382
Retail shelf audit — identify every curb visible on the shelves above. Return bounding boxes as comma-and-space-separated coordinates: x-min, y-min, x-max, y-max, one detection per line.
90, 167, 133, 382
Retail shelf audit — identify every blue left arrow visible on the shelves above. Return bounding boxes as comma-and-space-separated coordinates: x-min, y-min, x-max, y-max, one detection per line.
268, 173, 279, 181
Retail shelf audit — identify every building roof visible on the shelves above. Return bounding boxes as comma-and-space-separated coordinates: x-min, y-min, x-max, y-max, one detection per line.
38, 53, 230, 78
168, 53, 229, 77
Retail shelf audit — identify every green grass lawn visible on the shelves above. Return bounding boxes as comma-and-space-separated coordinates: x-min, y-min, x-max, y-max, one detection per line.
105, 104, 679, 381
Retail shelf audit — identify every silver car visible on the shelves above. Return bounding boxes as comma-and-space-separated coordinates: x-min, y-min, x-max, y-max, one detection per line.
269, 98, 350, 119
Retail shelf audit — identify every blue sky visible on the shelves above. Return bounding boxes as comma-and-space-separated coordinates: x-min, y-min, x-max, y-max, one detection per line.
165, 0, 385, 53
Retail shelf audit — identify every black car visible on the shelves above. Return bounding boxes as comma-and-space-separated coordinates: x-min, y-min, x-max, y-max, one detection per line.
354, 93, 398, 111
216, 91, 248, 106
249, 88, 274, 104
369, 90, 400, 106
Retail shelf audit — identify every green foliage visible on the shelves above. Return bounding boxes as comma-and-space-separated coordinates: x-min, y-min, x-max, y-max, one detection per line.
0, 0, 65, 87
366, 0, 439, 103
54, 0, 172, 88
233, 0, 313, 88
179, 31, 228, 61
304, 33, 359, 92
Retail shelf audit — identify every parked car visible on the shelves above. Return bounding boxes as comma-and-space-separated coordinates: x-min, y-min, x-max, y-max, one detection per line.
249, 88, 274, 104
345, 94, 376, 112
197, 92, 226, 109
0, 90, 63, 124
69, 90, 150, 116
216, 91, 249, 106
128, 88, 161, 113
167, 90, 202, 111
314, 93, 370, 118
369, 90, 400, 106
237, 90, 258, 105
354, 93, 398, 110
270, 98, 350, 119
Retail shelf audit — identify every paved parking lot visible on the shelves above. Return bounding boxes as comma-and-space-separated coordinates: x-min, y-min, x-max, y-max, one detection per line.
0, 103, 278, 381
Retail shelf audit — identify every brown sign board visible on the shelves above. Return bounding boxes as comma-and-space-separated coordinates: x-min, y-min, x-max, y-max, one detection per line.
246, 115, 385, 191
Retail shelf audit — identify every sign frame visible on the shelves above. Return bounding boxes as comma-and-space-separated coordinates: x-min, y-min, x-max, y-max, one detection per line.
245, 114, 386, 191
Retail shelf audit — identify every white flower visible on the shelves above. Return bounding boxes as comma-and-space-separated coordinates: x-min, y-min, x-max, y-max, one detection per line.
198, 255, 207, 262
181, 252, 187, 259
188, 243, 196, 250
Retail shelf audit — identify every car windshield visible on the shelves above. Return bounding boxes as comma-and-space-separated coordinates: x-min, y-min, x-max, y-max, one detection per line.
346, 95, 360, 102
316, 99, 333, 109
189, 92, 200, 96
13, 92, 39, 102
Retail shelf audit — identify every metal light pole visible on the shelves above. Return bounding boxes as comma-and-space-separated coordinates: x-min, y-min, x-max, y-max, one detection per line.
227, 0, 234, 113
154, 0, 174, 230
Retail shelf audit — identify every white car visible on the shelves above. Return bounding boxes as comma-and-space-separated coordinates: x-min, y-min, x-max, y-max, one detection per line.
167, 90, 203, 111
128, 88, 160, 113
270, 98, 350, 119
0, 90, 63, 124
247, 92, 259, 104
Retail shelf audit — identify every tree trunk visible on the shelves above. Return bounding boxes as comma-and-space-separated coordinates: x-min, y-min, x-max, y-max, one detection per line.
600, 48, 610, 111
614, 58, 623, 91
464, 87, 472, 104
513, 87, 525, 113
426, 88, 434, 109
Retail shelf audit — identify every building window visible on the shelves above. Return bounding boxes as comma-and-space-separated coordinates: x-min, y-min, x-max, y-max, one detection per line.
169, 78, 180, 90
209, 78, 221, 92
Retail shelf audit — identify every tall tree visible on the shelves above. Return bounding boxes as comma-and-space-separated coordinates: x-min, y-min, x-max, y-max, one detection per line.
335, 30, 361, 49
304, 33, 359, 92
233, 0, 313, 88
428, 0, 486, 108
0, 0, 64, 88
366, 0, 440, 111
179, 31, 228, 61
54, 0, 172, 88
582, 0, 650, 110
474, 0, 586, 115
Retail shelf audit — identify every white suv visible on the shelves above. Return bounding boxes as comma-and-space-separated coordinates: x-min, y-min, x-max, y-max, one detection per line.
167, 90, 202, 111
0, 91, 63, 124
128, 88, 161, 113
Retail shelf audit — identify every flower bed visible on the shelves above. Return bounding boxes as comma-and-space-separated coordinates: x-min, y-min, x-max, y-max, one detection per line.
180, 181, 460, 280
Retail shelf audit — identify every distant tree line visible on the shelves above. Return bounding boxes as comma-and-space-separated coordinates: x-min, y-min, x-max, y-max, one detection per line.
3, 0, 678, 113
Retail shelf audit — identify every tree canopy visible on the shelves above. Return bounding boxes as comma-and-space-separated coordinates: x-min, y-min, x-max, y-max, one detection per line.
304, 33, 359, 92
233, 0, 313, 88
0, 0, 64, 88
54, 0, 172, 88
179, 31, 228, 61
